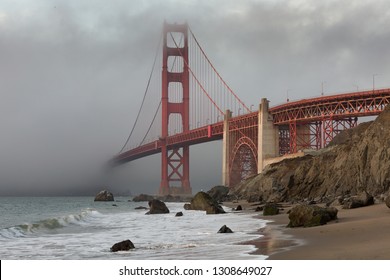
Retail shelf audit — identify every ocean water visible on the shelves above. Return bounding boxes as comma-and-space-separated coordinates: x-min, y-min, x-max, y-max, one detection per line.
0, 197, 268, 260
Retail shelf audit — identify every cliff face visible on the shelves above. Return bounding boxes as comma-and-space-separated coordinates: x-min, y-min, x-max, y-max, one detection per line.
230, 105, 390, 203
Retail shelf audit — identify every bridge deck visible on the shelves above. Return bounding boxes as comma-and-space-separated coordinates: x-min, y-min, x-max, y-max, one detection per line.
113, 88, 390, 164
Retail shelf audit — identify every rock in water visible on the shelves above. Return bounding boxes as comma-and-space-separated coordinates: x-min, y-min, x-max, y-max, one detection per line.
218, 225, 233, 233
235, 205, 243, 211
287, 204, 338, 227
186, 192, 225, 214
175, 211, 183, 217
110, 240, 135, 252
134, 206, 148, 210
146, 199, 170, 214
94, 190, 114, 201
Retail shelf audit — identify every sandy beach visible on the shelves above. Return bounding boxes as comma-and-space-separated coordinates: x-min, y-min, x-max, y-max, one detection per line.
228, 201, 390, 260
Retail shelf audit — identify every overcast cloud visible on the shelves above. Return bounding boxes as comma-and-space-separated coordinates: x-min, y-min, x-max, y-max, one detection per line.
1, 0, 390, 196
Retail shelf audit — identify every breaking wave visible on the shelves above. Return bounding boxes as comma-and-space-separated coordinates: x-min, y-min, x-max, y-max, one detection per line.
0, 208, 102, 239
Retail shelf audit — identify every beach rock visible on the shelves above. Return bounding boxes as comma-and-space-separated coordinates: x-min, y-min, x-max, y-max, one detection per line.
207, 185, 230, 202
175, 211, 183, 217
218, 225, 233, 233
110, 240, 135, 252
288, 204, 338, 227
134, 206, 148, 210
235, 205, 243, 211
263, 203, 280, 216
385, 195, 390, 208
133, 194, 154, 202
94, 190, 114, 202
146, 199, 170, 214
186, 192, 226, 214
342, 191, 375, 209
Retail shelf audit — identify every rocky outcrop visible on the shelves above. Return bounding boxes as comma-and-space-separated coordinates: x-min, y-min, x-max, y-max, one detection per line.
185, 192, 225, 214
133, 194, 154, 202
146, 199, 170, 214
218, 225, 233, 233
229, 105, 390, 203
287, 204, 338, 227
94, 190, 114, 201
110, 240, 135, 252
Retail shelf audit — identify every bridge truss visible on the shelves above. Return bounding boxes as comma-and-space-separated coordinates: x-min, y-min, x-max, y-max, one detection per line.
270, 88, 390, 153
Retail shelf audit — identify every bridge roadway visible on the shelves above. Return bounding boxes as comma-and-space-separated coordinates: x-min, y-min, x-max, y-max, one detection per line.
112, 88, 390, 165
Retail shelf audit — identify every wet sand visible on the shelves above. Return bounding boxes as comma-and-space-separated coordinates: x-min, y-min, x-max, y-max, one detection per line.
227, 201, 390, 260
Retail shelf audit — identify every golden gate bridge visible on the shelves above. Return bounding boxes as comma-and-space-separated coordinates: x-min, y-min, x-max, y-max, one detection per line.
110, 22, 390, 195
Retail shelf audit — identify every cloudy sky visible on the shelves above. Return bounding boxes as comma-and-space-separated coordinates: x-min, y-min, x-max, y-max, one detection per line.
1, 0, 390, 196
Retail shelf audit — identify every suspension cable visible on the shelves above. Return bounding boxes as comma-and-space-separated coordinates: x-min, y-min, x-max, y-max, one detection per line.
169, 32, 224, 115
117, 31, 163, 154
188, 26, 250, 113
140, 101, 161, 145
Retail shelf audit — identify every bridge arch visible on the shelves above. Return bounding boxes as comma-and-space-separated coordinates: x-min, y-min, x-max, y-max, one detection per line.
229, 136, 258, 186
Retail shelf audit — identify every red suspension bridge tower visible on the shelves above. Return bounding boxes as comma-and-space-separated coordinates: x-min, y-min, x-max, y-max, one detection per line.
160, 22, 191, 195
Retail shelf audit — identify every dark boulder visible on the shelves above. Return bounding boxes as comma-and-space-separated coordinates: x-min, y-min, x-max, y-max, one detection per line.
218, 225, 233, 233
134, 206, 148, 210
175, 212, 183, 217
288, 204, 338, 227
94, 190, 114, 202
110, 240, 135, 252
146, 199, 170, 214
263, 203, 280, 216
133, 194, 154, 202
235, 205, 243, 211
185, 192, 225, 214
342, 191, 375, 209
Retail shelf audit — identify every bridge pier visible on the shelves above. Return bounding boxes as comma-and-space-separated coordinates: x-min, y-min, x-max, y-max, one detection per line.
222, 110, 232, 186
257, 98, 279, 172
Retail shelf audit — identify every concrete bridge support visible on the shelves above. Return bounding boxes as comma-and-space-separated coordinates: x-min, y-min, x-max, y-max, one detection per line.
222, 110, 232, 186
257, 98, 279, 172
